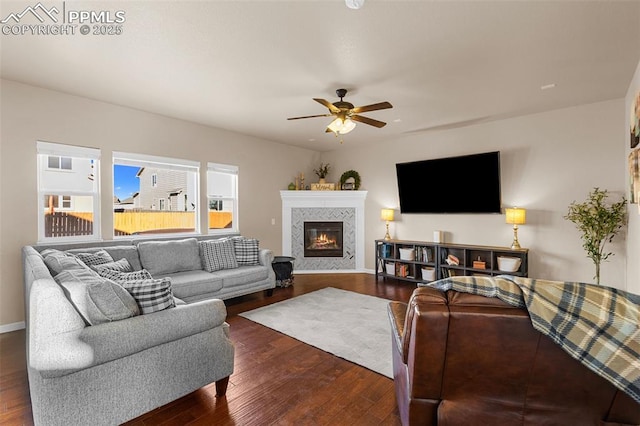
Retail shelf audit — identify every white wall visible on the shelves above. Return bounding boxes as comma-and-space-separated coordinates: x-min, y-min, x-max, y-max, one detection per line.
0, 79, 318, 328
625, 60, 640, 296
322, 99, 629, 290
1, 78, 635, 330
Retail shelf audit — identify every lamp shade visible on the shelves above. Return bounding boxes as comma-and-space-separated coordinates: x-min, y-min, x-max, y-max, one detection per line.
505, 207, 526, 225
328, 117, 356, 135
381, 208, 395, 221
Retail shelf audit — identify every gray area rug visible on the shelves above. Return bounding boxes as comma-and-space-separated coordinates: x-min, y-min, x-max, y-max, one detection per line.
239, 287, 393, 378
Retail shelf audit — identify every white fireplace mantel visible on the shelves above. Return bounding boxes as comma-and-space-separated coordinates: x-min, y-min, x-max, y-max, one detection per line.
281, 190, 367, 272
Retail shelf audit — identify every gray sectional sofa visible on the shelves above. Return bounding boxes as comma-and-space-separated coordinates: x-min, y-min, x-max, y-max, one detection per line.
23, 235, 276, 426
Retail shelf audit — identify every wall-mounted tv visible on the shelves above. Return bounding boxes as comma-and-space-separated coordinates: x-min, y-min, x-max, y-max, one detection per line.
396, 151, 502, 214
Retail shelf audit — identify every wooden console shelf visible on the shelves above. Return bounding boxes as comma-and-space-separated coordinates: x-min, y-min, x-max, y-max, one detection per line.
375, 239, 528, 285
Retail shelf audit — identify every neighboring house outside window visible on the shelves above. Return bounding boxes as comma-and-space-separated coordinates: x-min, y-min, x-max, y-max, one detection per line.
113, 152, 199, 236
207, 162, 238, 233
47, 155, 73, 170
37, 141, 100, 242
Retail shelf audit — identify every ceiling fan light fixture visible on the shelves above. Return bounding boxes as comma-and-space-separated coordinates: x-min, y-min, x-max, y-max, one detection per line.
328, 117, 356, 134
345, 0, 365, 9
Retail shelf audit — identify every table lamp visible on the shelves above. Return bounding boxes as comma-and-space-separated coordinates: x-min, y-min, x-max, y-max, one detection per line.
381, 208, 394, 240
505, 207, 526, 249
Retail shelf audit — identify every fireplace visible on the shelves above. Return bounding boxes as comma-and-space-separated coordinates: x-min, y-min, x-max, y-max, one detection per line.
304, 221, 343, 257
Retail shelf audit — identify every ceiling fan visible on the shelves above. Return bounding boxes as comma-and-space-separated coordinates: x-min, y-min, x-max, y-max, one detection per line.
287, 88, 393, 136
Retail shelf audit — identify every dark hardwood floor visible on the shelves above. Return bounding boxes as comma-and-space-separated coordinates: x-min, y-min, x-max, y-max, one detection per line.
0, 273, 415, 425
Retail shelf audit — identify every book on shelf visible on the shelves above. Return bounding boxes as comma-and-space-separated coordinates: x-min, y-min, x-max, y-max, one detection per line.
397, 263, 409, 278
380, 243, 392, 258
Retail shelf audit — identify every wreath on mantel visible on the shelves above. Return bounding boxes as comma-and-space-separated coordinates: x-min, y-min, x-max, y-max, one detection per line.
339, 170, 361, 190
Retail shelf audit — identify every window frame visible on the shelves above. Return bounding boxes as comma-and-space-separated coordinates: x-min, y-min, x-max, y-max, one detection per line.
112, 152, 200, 238
37, 141, 101, 243
207, 162, 239, 235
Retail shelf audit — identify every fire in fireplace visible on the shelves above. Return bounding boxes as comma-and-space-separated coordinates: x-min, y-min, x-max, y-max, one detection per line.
304, 221, 343, 257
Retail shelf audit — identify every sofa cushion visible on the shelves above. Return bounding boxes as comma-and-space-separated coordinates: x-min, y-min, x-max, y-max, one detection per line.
137, 238, 202, 275
92, 258, 133, 273
218, 265, 270, 288
157, 270, 223, 299
200, 239, 238, 272
86, 279, 140, 325
120, 277, 176, 314
233, 237, 260, 266
42, 249, 89, 275
73, 250, 114, 266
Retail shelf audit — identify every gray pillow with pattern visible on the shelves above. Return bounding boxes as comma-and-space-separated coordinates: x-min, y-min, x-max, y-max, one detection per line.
200, 239, 238, 272
73, 250, 114, 267
121, 277, 176, 314
92, 258, 133, 274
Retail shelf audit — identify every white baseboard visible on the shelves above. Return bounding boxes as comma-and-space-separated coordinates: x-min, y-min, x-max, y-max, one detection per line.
0, 321, 25, 334
293, 269, 367, 275
293, 269, 375, 274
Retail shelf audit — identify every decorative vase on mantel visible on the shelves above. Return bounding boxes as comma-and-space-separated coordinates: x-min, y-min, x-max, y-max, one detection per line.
319, 178, 326, 184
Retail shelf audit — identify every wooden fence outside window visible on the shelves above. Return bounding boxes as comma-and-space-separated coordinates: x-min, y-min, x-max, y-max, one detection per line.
44, 211, 232, 237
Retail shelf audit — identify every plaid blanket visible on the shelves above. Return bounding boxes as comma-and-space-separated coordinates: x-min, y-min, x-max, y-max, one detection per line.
426, 275, 640, 404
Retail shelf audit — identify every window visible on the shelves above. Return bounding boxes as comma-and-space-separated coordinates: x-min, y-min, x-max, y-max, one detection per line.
47, 155, 73, 170
37, 142, 100, 242
43, 195, 72, 210
207, 163, 238, 233
113, 152, 199, 236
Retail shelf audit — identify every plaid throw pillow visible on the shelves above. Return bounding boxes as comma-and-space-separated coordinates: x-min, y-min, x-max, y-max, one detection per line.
121, 277, 175, 314
74, 250, 114, 266
96, 268, 153, 283
200, 239, 238, 272
92, 258, 133, 274
234, 238, 260, 266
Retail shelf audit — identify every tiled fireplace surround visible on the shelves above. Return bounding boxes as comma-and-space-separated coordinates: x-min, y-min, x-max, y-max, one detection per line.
281, 191, 367, 273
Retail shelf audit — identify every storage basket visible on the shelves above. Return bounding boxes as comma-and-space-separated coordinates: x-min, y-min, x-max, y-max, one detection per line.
421, 267, 436, 281
497, 256, 521, 272
399, 248, 415, 261
385, 262, 395, 275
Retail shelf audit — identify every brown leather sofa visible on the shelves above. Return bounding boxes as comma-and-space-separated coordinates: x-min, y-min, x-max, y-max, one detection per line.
387, 286, 640, 425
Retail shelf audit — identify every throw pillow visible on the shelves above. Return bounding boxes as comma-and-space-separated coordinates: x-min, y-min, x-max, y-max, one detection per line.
73, 250, 114, 267
85, 279, 140, 325
137, 238, 202, 275
53, 268, 109, 325
92, 258, 133, 274
234, 237, 260, 266
121, 277, 176, 314
200, 239, 238, 272
95, 268, 153, 283
42, 249, 90, 276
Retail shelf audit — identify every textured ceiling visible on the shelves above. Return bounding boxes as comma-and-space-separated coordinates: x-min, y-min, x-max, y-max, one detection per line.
2, 0, 639, 151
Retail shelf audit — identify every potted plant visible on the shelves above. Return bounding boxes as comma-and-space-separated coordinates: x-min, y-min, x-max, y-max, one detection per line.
314, 163, 330, 184
564, 187, 626, 284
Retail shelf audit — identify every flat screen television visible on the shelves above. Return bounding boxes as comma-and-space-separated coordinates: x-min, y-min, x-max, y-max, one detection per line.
396, 151, 501, 214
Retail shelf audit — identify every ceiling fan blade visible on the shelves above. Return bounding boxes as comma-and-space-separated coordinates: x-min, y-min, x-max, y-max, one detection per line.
314, 98, 341, 114
351, 101, 393, 114
287, 114, 332, 120
351, 114, 387, 128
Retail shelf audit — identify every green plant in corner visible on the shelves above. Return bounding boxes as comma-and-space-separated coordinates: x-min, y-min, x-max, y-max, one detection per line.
313, 163, 331, 179
563, 187, 626, 285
